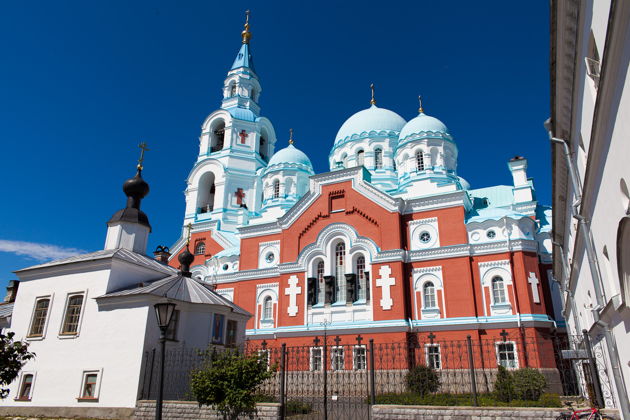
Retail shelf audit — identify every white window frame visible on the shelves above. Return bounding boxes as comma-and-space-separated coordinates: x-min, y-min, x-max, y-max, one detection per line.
59, 291, 87, 338
310, 347, 323, 371
491, 276, 507, 305
27, 294, 53, 340
15, 371, 36, 401
425, 344, 441, 370
422, 281, 437, 309
77, 369, 103, 401
331, 346, 345, 371
495, 341, 519, 369
258, 349, 271, 370
353, 345, 367, 370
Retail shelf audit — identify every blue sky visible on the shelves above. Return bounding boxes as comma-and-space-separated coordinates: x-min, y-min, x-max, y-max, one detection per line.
0, 1, 550, 291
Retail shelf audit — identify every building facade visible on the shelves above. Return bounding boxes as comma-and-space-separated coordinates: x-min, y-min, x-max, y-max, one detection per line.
168, 18, 559, 373
550, 0, 630, 417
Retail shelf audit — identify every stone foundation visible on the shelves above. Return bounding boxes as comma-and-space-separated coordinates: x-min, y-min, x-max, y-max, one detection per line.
0, 406, 134, 419
133, 400, 280, 420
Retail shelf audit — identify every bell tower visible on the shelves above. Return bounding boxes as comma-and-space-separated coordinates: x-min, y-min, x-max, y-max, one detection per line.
182, 11, 277, 239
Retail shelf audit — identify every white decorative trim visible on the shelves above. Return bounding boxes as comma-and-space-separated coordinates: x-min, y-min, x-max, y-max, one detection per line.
409, 217, 440, 250
402, 190, 472, 214
376, 265, 395, 310
284, 275, 302, 317
258, 240, 280, 269
216, 288, 234, 302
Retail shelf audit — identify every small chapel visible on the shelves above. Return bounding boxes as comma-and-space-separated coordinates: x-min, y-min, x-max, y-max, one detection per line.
167, 13, 560, 366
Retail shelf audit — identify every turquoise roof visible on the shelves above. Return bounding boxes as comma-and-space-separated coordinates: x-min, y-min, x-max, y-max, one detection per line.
467, 207, 530, 224
231, 43, 255, 73
335, 105, 406, 145
468, 185, 515, 209
214, 246, 240, 259
267, 144, 313, 169
399, 112, 449, 140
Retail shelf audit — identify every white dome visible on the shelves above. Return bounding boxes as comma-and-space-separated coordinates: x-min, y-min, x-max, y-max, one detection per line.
399, 112, 449, 140
335, 105, 406, 145
267, 144, 313, 169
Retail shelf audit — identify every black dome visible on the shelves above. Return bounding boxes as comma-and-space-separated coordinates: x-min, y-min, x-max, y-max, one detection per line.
123, 171, 150, 199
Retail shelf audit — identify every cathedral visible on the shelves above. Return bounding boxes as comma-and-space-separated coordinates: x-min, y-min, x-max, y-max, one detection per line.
167, 15, 558, 354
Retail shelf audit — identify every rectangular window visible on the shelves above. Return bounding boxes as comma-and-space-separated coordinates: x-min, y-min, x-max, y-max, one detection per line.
353, 346, 366, 370
331, 347, 344, 371
212, 313, 225, 344
79, 371, 100, 400
18, 374, 33, 400
28, 298, 50, 337
226, 320, 238, 347
497, 342, 518, 369
310, 347, 322, 371
165, 310, 179, 341
61, 294, 84, 335
258, 349, 271, 370
426, 345, 441, 369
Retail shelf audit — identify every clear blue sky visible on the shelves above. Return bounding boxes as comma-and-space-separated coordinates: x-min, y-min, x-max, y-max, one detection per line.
0, 1, 551, 291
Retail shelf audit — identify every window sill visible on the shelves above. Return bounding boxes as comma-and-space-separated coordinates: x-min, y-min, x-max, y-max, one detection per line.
331, 301, 347, 307
311, 303, 325, 309
58, 332, 79, 339
490, 303, 512, 310
77, 397, 99, 402
14, 397, 31, 402
353, 299, 367, 305
26, 334, 45, 341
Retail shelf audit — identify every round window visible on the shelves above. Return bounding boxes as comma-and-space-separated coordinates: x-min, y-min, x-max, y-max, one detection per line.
487, 230, 496, 239
265, 252, 275, 263
419, 231, 431, 244
222, 264, 229, 271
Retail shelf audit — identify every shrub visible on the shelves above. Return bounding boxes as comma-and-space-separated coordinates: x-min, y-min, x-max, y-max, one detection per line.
1, 331, 35, 399
285, 399, 312, 416
190, 348, 275, 420
374, 392, 562, 407
493, 365, 515, 402
512, 368, 547, 401
405, 365, 440, 397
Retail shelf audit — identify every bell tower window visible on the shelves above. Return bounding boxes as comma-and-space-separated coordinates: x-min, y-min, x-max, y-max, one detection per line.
374, 148, 383, 169
273, 180, 280, 199
197, 172, 216, 214
210, 120, 226, 153
230, 84, 237, 97
357, 150, 365, 166
416, 151, 425, 171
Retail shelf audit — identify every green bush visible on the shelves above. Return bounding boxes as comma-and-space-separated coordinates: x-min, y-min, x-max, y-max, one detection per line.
374, 392, 562, 407
494, 365, 515, 402
512, 368, 547, 401
285, 399, 312, 416
405, 365, 440, 396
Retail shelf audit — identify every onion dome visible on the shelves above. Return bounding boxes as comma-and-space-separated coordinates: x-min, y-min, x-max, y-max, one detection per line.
265, 139, 314, 175
178, 246, 195, 277
334, 105, 406, 146
399, 112, 450, 141
107, 168, 151, 231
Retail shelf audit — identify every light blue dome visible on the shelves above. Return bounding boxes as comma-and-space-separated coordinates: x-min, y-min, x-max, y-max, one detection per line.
399, 113, 449, 140
267, 144, 313, 170
335, 105, 406, 145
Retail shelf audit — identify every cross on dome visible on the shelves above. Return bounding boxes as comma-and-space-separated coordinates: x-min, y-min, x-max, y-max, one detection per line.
137, 142, 149, 171
370, 83, 376, 105
242, 10, 252, 44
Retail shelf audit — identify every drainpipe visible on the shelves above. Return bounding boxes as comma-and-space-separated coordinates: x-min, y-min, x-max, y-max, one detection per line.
552, 241, 581, 334
546, 120, 629, 417
504, 217, 522, 328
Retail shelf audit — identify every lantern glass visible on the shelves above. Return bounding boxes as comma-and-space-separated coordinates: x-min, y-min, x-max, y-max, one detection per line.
154, 302, 176, 329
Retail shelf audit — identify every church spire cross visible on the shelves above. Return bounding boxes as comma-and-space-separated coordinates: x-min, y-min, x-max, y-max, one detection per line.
418, 95, 424, 114
288, 128, 294, 145
137, 142, 149, 171
242, 10, 252, 44
370, 83, 376, 105
185, 223, 192, 245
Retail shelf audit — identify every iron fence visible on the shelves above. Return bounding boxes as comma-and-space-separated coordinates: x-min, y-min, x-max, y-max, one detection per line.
138, 332, 616, 419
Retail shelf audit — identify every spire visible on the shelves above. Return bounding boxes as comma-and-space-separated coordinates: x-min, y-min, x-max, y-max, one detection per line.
418, 95, 424, 114
241, 10, 251, 44
370, 83, 376, 106
288, 128, 294, 145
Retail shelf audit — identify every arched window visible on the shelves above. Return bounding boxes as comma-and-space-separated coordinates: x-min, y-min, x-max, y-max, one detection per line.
210, 120, 225, 153
262, 296, 273, 320
230, 84, 237, 97
423, 281, 436, 308
492, 276, 507, 304
335, 242, 346, 303
357, 150, 365, 167
317, 260, 325, 304
251, 88, 257, 101
197, 172, 216, 214
374, 148, 383, 169
415, 151, 425, 171
356, 256, 366, 301
195, 242, 206, 255
273, 180, 280, 199
341, 154, 348, 168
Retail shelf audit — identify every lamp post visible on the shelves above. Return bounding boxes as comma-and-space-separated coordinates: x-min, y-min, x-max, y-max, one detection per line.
154, 301, 176, 420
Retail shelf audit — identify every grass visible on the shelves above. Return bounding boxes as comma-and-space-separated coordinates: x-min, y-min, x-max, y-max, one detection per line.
374, 392, 563, 408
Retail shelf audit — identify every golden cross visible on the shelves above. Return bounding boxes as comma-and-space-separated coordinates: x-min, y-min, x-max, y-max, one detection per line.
137, 142, 149, 170
370, 83, 376, 105
418, 95, 424, 113
289, 128, 294, 145
185, 223, 193, 245
245, 9, 250, 24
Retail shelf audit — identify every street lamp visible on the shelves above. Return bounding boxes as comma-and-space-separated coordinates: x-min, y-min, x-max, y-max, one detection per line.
154, 301, 176, 420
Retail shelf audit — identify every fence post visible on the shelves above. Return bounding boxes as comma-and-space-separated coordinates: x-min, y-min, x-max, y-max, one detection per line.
323, 337, 328, 420
279, 344, 286, 420
146, 348, 156, 400
466, 335, 478, 406
582, 330, 605, 408
369, 339, 376, 406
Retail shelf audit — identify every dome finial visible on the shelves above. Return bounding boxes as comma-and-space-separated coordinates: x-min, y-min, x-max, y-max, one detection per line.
288, 128, 294, 145
137, 141, 149, 171
370, 83, 376, 105
418, 95, 424, 114
185, 222, 192, 246
241, 10, 252, 44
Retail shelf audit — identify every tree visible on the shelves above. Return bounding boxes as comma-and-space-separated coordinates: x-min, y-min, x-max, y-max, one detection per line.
493, 365, 514, 402
1, 331, 35, 399
190, 348, 275, 420
406, 365, 440, 397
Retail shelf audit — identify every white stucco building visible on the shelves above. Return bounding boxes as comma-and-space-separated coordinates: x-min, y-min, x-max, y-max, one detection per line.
0, 166, 250, 418
550, 0, 630, 417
